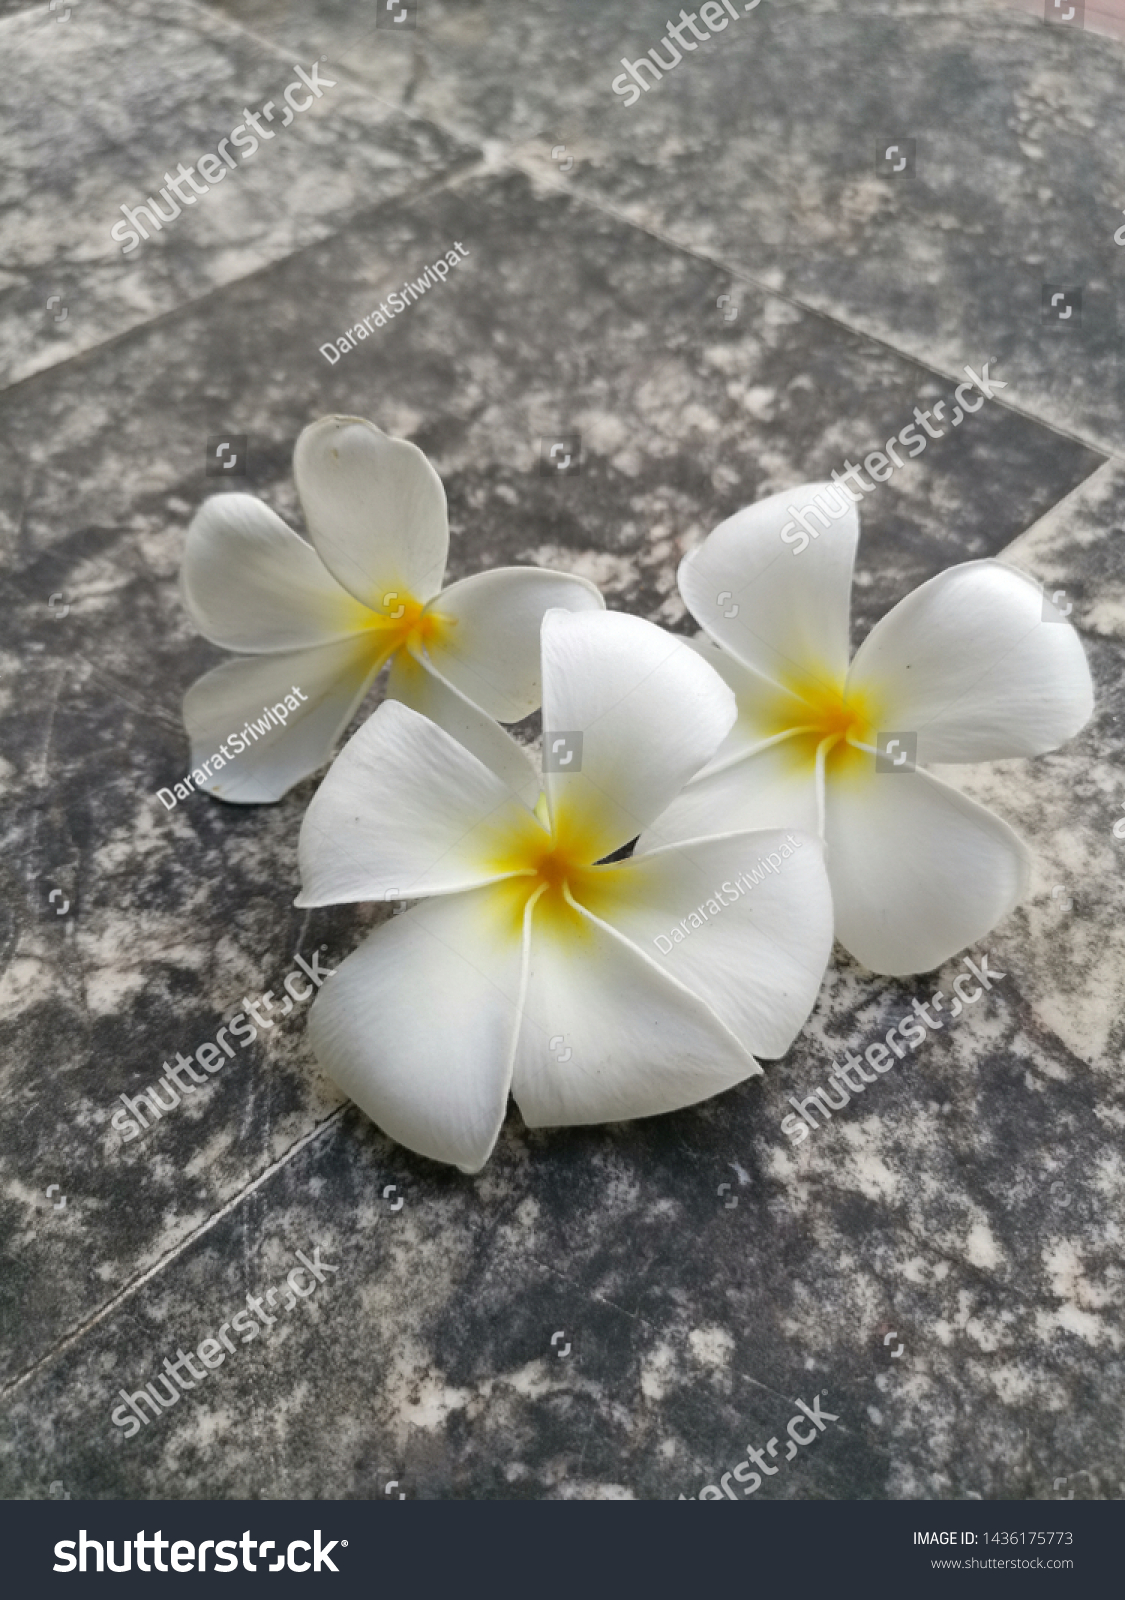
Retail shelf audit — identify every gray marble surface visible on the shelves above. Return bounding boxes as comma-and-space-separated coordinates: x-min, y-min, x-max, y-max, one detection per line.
0, 0, 1122, 1501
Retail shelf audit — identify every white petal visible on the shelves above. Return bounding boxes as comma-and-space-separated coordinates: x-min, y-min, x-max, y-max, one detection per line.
686, 635, 816, 770
297, 699, 544, 907
678, 482, 858, 695
579, 830, 833, 1058
825, 752, 1031, 974
182, 636, 383, 804
386, 646, 541, 807
511, 894, 759, 1129
181, 493, 375, 653
292, 416, 449, 610
847, 559, 1095, 763
308, 886, 526, 1172
639, 737, 820, 852
539, 610, 736, 861
422, 566, 605, 722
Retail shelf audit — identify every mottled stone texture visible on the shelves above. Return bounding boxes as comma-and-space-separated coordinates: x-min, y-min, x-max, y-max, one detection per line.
0, 0, 1121, 1502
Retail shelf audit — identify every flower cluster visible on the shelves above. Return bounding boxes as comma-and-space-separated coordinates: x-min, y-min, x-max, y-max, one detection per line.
181, 423, 1093, 1170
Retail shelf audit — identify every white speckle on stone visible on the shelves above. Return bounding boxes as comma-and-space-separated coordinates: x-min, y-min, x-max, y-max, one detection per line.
687, 1326, 734, 1370
965, 1221, 1003, 1271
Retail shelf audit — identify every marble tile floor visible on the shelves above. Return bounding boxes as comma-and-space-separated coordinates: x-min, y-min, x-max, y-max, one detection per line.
0, 0, 1121, 1500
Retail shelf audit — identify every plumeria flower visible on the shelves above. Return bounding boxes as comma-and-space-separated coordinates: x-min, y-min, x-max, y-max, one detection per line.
180, 416, 603, 803
296, 609, 834, 1172
646, 483, 1094, 975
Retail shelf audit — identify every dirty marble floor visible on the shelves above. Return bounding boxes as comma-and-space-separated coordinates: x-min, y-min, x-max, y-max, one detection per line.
0, 0, 1122, 1500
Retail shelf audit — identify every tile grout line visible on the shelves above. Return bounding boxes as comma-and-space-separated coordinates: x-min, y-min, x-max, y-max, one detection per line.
7, 0, 1120, 468
998, 456, 1122, 559
0, 0, 493, 398
178, 0, 439, 125
0, 1104, 345, 1407
6, 123, 1114, 471
505, 151, 1123, 467
0, 148, 489, 403
369, 137, 1125, 480
4, 0, 1119, 1498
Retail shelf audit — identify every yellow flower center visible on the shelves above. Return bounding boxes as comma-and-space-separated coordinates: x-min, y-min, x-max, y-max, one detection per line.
361, 592, 453, 667
529, 840, 571, 895
485, 809, 612, 947
763, 667, 881, 781
797, 676, 872, 747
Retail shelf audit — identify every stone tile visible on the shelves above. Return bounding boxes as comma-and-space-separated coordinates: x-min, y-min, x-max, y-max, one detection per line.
0, 0, 476, 388
753, 943, 1125, 1501
943, 461, 1125, 1069
199, 0, 659, 144
0, 167, 1102, 1405
208, 0, 1125, 447
3, 0, 1123, 1495
4, 966, 1122, 1499
756, 9, 1125, 453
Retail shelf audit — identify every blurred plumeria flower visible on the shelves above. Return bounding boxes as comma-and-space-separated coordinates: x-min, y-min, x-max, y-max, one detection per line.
296, 609, 833, 1172
650, 483, 1094, 975
180, 416, 603, 803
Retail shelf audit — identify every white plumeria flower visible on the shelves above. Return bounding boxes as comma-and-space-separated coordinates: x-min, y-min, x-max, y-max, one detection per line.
180, 416, 603, 803
296, 609, 834, 1172
648, 483, 1094, 976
